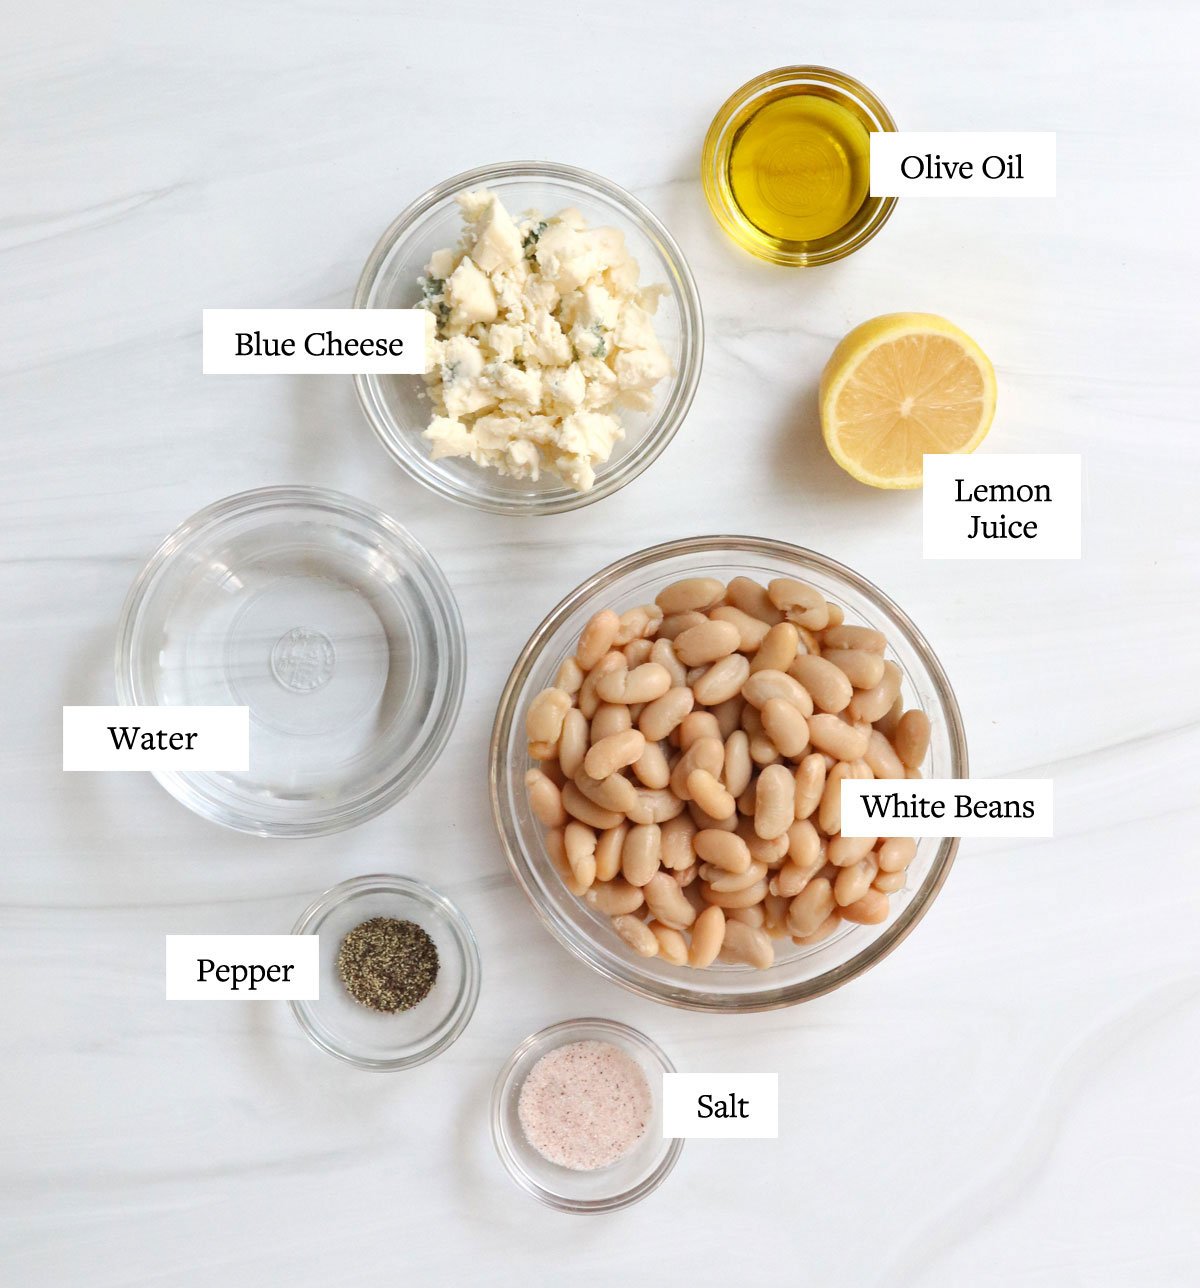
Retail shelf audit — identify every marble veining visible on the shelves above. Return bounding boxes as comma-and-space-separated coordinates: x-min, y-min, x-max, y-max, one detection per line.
3, 2, 1198, 1285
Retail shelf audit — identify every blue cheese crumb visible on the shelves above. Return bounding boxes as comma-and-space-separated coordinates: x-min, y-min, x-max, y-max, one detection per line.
418, 190, 671, 492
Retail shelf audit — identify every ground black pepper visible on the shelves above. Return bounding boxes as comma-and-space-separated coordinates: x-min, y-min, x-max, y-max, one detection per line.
336, 917, 439, 1013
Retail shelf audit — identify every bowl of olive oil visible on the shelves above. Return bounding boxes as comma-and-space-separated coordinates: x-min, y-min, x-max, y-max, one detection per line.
702, 66, 897, 266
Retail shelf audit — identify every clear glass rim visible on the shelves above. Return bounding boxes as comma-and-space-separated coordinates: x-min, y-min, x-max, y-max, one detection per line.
288, 874, 481, 1071
114, 485, 467, 838
352, 159, 705, 515
702, 65, 899, 267
489, 535, 968, 1013
490, 1017, 683, 1212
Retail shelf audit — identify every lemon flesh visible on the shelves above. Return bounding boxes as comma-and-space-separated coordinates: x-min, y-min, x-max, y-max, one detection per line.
819, 313, 997, 489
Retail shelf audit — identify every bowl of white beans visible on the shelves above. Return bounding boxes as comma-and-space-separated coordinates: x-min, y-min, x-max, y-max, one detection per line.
490, 537, 967, 1013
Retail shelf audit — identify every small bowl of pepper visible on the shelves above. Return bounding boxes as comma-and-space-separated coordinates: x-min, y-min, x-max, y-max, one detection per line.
289, 874, 481, 1071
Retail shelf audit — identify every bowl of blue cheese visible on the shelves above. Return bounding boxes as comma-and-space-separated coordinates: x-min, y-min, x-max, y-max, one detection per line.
353, 161, 704, 515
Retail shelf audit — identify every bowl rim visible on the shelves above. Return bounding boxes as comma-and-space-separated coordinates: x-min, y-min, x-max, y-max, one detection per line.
489, 535, 968, 1012
701, 64, 899, 267
288, 873, 482, 1071
114, 484, 467, 838
352, 159, 705, 516
490, 1016, 683, 1212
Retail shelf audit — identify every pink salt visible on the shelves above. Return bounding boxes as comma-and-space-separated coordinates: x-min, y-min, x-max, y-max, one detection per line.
517, 1039, 652, 1171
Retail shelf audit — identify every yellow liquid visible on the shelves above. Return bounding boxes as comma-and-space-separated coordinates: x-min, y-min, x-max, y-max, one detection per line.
728, 93, 872, 244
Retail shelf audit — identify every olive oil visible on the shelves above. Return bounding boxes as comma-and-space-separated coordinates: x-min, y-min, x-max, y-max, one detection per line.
728, 93, 871, 243
702, 68, 897, 266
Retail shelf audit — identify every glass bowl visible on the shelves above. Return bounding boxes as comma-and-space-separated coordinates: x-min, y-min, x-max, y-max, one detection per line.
115, 486, 466, 837
289, 875, 480, 1071
491, 1018, 681, 1212
702, 66, 898, 266
353, 160, 704, 515
490, 536, 967, 1013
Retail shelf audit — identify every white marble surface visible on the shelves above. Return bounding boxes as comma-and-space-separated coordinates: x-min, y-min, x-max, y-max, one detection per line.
4, 2, 1199, 1284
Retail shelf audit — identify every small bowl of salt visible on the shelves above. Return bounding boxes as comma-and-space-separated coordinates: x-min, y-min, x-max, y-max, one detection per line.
491, 1017, 682, 1212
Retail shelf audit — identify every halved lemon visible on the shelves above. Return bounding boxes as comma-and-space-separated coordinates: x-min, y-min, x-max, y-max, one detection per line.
819, 313, 997, 489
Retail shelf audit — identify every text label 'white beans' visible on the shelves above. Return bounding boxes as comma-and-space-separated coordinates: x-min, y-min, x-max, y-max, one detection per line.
839, 779, 1054, 838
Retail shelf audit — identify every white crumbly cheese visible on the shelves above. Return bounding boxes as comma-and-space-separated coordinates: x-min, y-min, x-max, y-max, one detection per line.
418, 190, 671, 491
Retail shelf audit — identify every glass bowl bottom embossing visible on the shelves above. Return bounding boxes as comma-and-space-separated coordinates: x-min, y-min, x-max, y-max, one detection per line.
116, 486, 466, 836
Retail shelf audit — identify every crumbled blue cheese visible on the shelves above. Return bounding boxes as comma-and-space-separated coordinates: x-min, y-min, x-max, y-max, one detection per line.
418, 190, 672, 492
